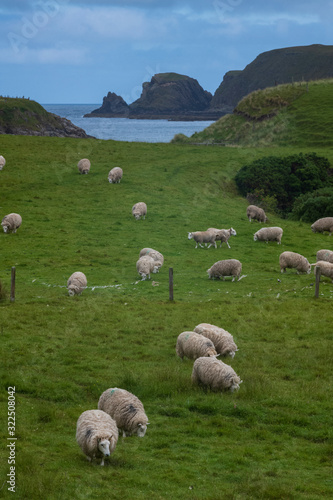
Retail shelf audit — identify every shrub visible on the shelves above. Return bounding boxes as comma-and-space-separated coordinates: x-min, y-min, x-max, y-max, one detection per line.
289, 187, 333, 222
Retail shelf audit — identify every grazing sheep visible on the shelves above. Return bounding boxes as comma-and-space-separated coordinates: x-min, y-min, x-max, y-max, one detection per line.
192, 356, 242, 393
207, 259, 242, 281
246, 205, 267, 223
1, 213, 22, 233
132, 202, 147, 220
139, 248, 164, 266
67, 272, 87, 296
279, 251, 311, 274
188, 230, 217, 249
108, 167, 123, 184
314, 260, 333, 282
316, 249, 333, 264
77, 158, 91, 174
76, 409, 118, 466
194, 323, 238, 358
207, 228, 237, 249
176, 331, 217, 360
0, 155, 6, 170
98, 388, 149, 438
311, 217, 333, 236
136, 256, 161, 280
253, 227, 283, 244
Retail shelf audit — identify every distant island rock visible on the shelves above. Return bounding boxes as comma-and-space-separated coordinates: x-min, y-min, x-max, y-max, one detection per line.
84, 92, 129, 118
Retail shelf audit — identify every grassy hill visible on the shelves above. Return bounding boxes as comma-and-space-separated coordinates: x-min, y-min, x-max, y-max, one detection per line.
173, 79, 333, 147
0, 135, 332, 499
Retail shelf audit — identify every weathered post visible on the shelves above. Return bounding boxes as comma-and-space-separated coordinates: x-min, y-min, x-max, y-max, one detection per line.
10, 266, 16, 302
315, 265, 321, 298
169, 267, 174, 301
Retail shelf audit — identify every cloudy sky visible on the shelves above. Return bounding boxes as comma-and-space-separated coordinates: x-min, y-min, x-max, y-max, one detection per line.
0, 0, 332, 103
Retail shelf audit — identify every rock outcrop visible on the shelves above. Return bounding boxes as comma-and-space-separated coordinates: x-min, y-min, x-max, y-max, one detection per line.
84, 92, 129, 118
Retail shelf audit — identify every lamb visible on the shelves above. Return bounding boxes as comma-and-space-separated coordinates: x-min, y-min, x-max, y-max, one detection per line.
193, 323, 238, 358
246, 205, 267, 223
207, 228, 237, 249
0, 155, 6, 170
191, 356, 242, 393
132, 202, 147, 220
108, 167, 123, 183
136, 256, 161, 280
67, 271, 87, 296
176, 331, 217, 360
311, 217, 333, 236
253, 226, 283, 244
77, 158, 91, 174
316, 249, 333, 264
139, 248, 164, 267
98, 388, 149, 438
76, 409, 118, 466
1, 213, 22, 233
188, 230, 217, 249
313, 260, 333, 282
279, 251, 311, 274
207, 259, 242, 281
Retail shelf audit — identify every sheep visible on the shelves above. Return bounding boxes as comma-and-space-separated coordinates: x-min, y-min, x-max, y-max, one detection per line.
246, 205, 267, 223
279, 251, 311, 274
67, 271, 87, 296
311, 217, 333, 236
207, 228, 237, 249
0, 155, 6, 170
316, 249, 333, 264
253, 227, 283, 244
207, 259, 242, 281
188, 230, 217, 249
77, 158, 91, 174
132, 202, 147, 220
98, 388, 149, 438
76, 409, 118, 466
136, 256, 161, 280
1, 213, 22, 233
193, 323, 238, 358
108, 167, 123, 184
191, 356, 242, 393
313, 260, 333, 283
139, 248, 164, 266
176, 331, 217, 360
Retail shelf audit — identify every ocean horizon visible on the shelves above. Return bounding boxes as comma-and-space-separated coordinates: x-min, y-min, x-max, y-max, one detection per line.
43, 104, 214, 143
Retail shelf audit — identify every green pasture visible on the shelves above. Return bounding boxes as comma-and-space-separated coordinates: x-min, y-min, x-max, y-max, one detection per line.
0, 135, 332, 499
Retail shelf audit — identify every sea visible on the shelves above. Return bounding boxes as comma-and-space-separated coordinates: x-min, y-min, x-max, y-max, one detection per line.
42, 104, 214, 143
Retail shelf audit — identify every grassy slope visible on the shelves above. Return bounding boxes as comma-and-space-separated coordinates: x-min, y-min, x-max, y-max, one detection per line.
173, 79, 333, 147
0, 136, 332, 499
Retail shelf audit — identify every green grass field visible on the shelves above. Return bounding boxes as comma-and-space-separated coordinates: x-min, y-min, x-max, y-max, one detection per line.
0, 135, 332, 499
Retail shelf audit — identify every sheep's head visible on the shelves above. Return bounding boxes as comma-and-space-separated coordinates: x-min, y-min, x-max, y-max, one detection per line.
97, 438, 111, 457
136, 422, 148, 438
152, 261, 162, 273
1, 223, 8, 233
188, 232, 193, 240
133, 213, 141, 220
230, 228, 237, 236
253, 233, 258, 241
68, 286, 76, 296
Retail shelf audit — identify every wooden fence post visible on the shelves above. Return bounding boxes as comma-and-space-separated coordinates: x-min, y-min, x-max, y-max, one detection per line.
315, 265, 321, 298
169, 267, 174, 301
10, 266, 16, 302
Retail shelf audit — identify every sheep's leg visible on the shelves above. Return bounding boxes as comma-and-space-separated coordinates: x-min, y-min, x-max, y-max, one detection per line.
226, 241, 230, 249
100, 458, 105, 466
198, 243, 204, 248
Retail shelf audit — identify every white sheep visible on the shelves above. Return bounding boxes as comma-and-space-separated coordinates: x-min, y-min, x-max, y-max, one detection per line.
132, 202, 147, 220
139, 248, 164, 267
76, 409, 118, 466
136, 256, 161, 280
314, 260, 333, 282
1, 213, 22, 233
67, 272, 87, 296
188, 230, 217, 249
207, 259, 242, 281
191, 356, 242, 393
246, 205, 267, 223
108, 167, 123, 184
98, 388, 149, 438
176, 331, 217, 360
77, 158, 91, 174
193, 323, 238, 358
279, 251, 311, 274
207, 228, 237, 249
311, 217, 333, 236
0, 155, 6, 170
316, 249, 333, 264
253, 226, 283, 244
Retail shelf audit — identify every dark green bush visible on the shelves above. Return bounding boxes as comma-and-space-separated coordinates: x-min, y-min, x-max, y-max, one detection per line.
289, 187, 333, 222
